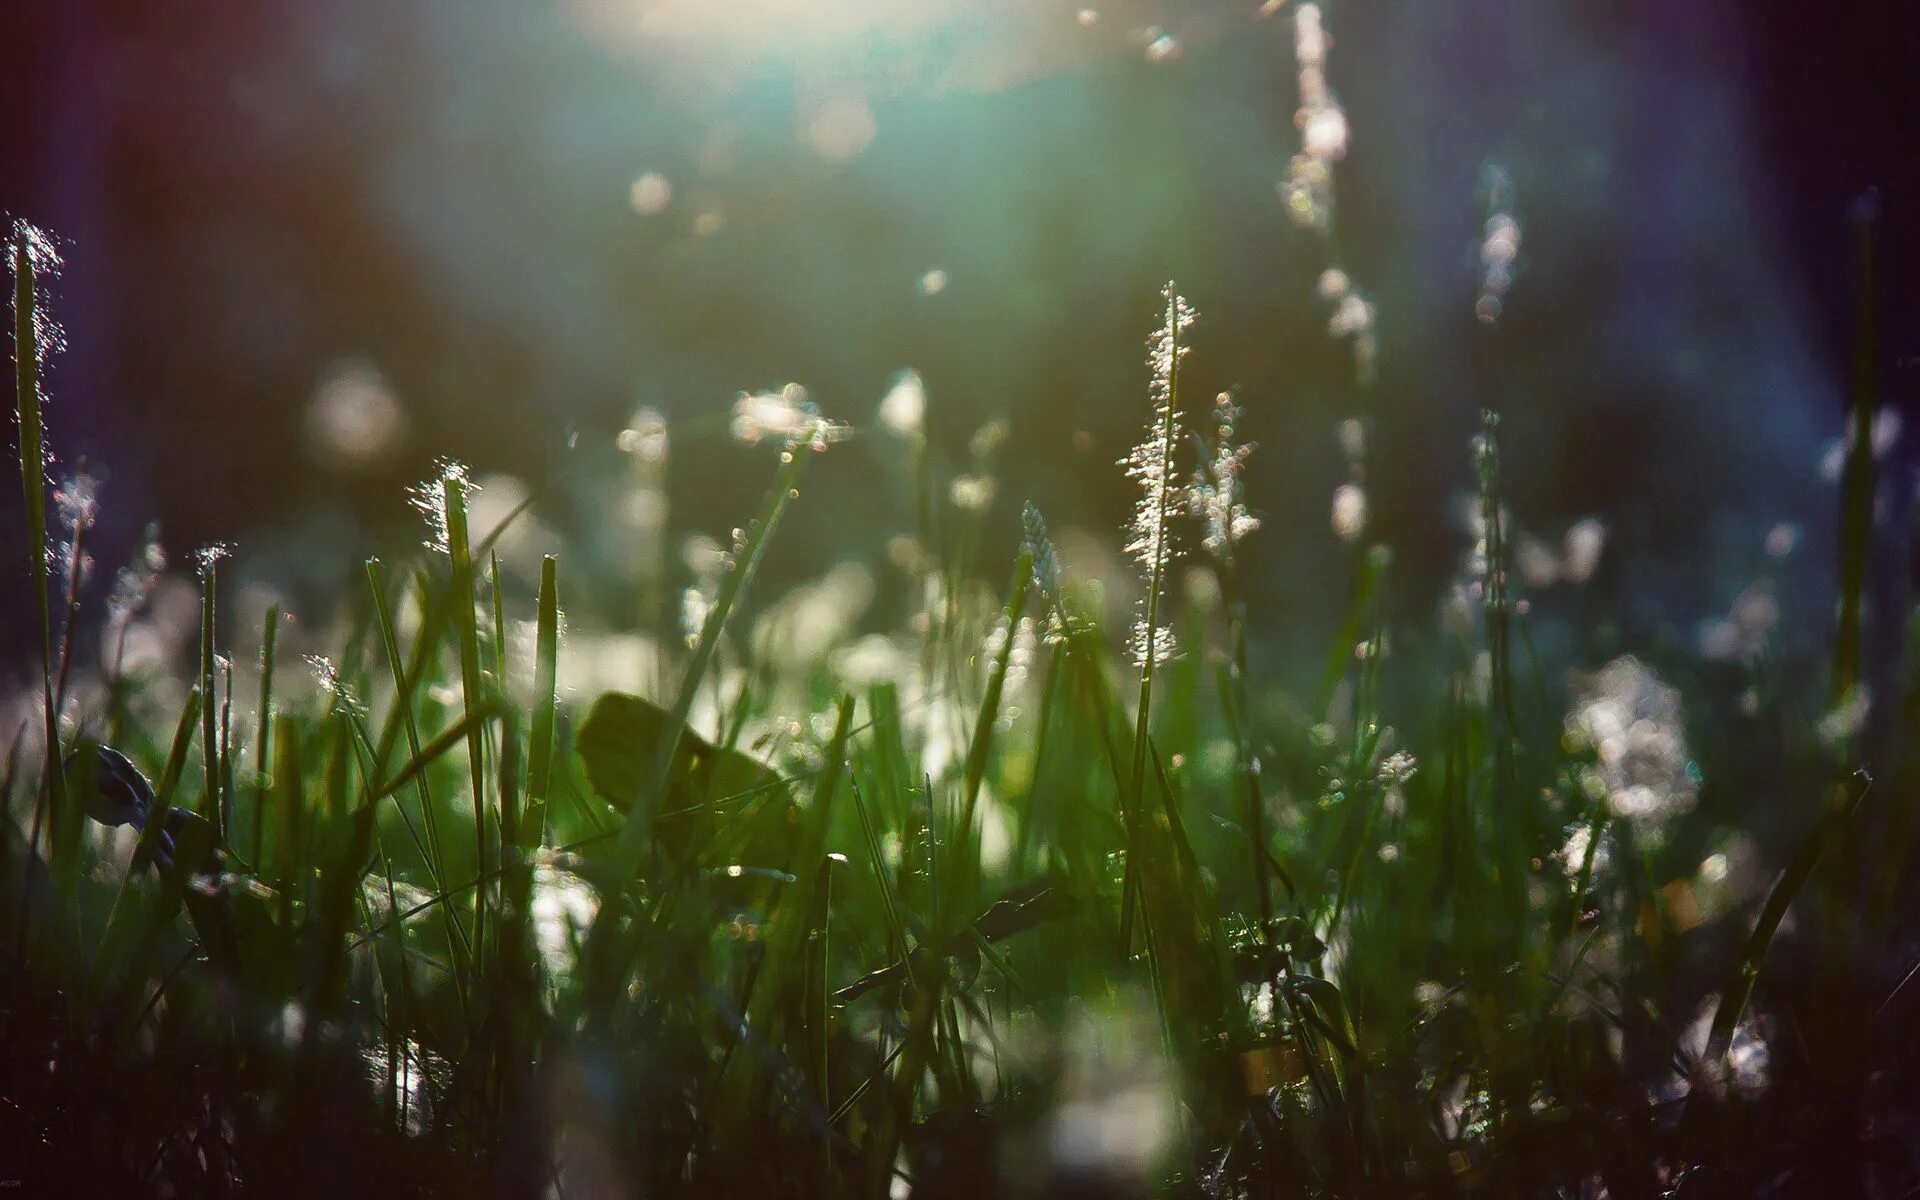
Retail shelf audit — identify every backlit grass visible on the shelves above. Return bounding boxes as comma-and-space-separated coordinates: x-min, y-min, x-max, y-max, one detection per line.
2, 216, 1914, 1199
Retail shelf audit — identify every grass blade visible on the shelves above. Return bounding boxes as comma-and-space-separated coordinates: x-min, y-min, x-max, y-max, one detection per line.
578, 443, 817, 1023
442, 472, 492, 971
252, 604, 279, 872
948, 549, 1030, 922
366, 560, 469, 965
1703, 769, 1871, 1070
528, 555, 559, 807
12, 229, 70, 918
197, 547, 224, 828
610, 444, 811, 877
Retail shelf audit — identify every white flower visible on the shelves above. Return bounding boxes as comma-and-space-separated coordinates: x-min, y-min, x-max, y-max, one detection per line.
1189, 392, 1260, 556
730, 383, 846, 448
1565, 656, 1698, 844
877, 370, 927, 437
1330, 484, 1367, 543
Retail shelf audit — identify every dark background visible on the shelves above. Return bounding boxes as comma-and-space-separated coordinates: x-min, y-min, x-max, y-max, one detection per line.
1, 0, 1917, 679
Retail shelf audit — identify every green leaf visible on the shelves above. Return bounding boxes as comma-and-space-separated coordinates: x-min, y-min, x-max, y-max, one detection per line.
575, 691, 787, 834
1289, 974, 1359, 1056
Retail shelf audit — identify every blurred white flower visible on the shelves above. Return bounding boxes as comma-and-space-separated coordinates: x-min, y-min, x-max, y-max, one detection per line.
730, 383, 845, 448
1565, 656, 1698, 845
1330, 483, 1368, 542
1336, 417, 1365, 461
1562, 518, 1606, 584
53, 468, 98, 533
877, 369, 926, 437
628, 171, 672, 215
1764, 522, 1799, 558
1698, 583, 1780, 663
950, 474, 997, 513
531, 865, 598, 980
1475, 166, 1521, 324
805, 93, 877, 162
756, 562, 876, 667
831, 634, 912, 686
617, 408, 670, 463
306, 359, 408, 469
1555, 820, 1612, 878
1281, 3, 1347, 232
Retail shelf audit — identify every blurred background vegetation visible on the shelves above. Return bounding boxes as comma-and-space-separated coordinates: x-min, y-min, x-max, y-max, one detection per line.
1, 0, 1914, 685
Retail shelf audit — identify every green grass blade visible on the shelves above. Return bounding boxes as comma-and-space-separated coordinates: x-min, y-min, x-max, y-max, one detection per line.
572, 443, 821, 1033
253, 604, 279, 872
271, 714, 304, 926
607, 445, 811, 879
718, 695, 853, 1127
848, 774, 907, 971
486, 552, 534, 1071
948, 550, 1031, 922
91, 688, 203, 993
153, 686, 203, 810
528, 555, 559, 807
220, 658, 236, 854
370, 563, 479, 1006
371, 710, 492, 804
12, 229, 70, 914
197, 548, 223, 827
488, 552, 524, 865
442, 473, 492, 971
1704, 769, 1871, 1070
366, 565, 455, 879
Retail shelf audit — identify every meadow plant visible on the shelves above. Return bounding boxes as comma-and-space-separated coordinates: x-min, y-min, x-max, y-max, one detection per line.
1, 108, 1914, 1200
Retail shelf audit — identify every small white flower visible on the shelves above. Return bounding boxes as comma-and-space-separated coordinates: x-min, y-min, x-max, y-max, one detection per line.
877, 370, 927, 438
1189, 393, 1260, 556
1331, 484, 1368, 543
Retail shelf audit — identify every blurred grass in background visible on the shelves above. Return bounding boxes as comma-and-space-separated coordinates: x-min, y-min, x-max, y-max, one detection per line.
5, 0, 1911, 662
5, 0, 1920, 1195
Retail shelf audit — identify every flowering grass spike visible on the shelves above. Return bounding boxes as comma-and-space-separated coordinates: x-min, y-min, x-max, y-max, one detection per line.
1123, 283, 1195, 670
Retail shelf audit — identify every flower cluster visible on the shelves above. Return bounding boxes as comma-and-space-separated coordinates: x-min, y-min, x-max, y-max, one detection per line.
1280, 4, 1347, 233
1189, 393, 1260, 556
